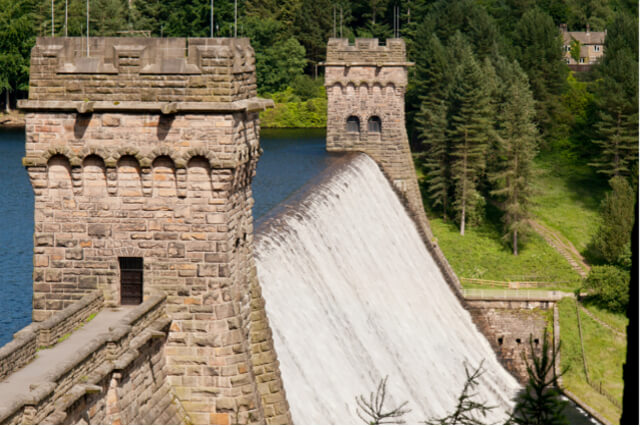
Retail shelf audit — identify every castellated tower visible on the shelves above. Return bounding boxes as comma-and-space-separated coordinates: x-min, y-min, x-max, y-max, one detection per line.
324, 38, 424, 214
324, 38, 464, 297
19, 37, 290, 424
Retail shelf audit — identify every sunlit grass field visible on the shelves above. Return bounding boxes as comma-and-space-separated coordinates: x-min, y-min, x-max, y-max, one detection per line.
557, 298, 625, 424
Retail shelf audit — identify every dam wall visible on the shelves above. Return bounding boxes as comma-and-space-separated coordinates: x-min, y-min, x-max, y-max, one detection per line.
254, 154, 521, 424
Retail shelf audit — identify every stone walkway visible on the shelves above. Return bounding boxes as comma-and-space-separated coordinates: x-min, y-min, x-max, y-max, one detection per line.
0, 306, 135, 413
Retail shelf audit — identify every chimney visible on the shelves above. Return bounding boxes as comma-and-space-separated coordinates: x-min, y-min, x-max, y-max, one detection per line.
560, 23, 568, 32
586, 23, 590, 35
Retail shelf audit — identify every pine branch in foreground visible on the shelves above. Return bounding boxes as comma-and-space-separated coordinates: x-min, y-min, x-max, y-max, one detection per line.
355, 376, 411, 425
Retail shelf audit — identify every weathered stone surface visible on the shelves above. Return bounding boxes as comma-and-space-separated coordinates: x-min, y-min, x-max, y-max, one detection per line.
19, 36, 290, 426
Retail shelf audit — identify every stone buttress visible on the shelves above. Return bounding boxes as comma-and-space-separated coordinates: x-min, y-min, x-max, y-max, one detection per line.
19, 37, 291, 424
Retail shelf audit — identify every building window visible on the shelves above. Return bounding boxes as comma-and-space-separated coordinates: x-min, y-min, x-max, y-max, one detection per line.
594, 45, 600, 52
579, 57, 585, 64
565, 58, 571, 64
346, 116, 360, 133
368, 116, 382, 133
119, 257, 143, 305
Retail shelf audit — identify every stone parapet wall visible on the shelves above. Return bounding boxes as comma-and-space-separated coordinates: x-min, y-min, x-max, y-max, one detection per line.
325, 38, 407, 64
0, 295, 178, 424
28, 38, 256, 103
466, 300, 552, 383
0, 291, 103, 381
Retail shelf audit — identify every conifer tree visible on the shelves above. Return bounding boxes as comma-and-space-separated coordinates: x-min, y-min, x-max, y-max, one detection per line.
590, 12, 639, 178
447, 44, 492, 236
490, 60, 538, 255
419, 101, 450, 220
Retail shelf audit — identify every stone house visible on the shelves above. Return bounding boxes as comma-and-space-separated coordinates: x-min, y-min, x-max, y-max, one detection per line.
560, 23, 606, 67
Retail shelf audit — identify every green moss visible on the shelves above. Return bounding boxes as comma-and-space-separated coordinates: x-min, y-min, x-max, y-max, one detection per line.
57, 332, 72, 344
85, 312, 97, 323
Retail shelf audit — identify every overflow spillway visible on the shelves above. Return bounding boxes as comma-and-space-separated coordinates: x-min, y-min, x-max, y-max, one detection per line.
254, 153, 521, 424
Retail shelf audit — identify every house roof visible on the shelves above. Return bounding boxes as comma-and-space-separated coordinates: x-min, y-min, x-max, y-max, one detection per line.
563, 31, 606, 45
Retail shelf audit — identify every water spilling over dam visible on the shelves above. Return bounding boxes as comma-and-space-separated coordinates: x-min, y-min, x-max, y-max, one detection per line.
254, 154, 521, 424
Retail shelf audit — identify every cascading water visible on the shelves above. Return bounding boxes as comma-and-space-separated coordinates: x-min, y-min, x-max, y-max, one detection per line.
254, 153, 521, 424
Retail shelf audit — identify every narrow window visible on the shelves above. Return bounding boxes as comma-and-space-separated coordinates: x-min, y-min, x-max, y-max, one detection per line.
498, 337, 504, 346
594, 45, 600, 52
368, 116, 382, 133
346, 116, 360, 133
579, 57, 585, 64
119, 257, 143, 305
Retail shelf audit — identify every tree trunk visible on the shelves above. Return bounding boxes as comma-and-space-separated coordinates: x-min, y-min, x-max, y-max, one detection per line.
4, 90, 10, 114
460, 131, 468, 236
513, 229, 518, 255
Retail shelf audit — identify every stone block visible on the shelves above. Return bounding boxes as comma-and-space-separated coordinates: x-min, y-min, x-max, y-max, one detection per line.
88, 224, 110, 238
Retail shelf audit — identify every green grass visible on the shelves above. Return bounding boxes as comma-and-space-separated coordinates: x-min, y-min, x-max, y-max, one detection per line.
85, 312, 97, 323
558, 298, 625, 424
581, 300, 628, 333
530, 153, 607, 254
428, 213, 582, 286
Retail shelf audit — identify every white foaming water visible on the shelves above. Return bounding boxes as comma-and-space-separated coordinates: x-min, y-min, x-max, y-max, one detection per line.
254, 154, 520, 424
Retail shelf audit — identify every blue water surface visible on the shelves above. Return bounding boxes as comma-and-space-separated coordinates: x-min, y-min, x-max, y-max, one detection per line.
0, 129, 34, 346
0, 127, 327, 346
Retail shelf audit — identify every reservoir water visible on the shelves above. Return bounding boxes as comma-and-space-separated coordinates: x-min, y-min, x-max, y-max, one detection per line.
0, 127, 331, 345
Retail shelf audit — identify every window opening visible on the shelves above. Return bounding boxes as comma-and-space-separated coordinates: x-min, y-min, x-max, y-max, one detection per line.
119, 257, 143, 305
346, 116, 360, 133
368, 116, 382, 133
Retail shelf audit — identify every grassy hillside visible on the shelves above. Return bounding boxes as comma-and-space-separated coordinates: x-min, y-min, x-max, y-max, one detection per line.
557, 298, 625, 424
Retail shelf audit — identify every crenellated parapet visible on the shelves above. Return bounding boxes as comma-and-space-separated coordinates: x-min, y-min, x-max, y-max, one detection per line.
26, 37, 256, 103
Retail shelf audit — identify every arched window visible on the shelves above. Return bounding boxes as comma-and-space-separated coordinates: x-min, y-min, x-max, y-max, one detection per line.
368, 116, 382, 133
346, 116, 360, 133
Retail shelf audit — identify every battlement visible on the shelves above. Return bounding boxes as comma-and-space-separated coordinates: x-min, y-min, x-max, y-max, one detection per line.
325, 38, 410, 65
25, 37, 257, 104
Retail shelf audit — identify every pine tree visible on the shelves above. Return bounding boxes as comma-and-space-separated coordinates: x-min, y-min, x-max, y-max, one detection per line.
490, 60, 538, 255
419, 101, 450, 220
447, 44, 492, 236
590, 12, 639, 178
512, 8, 568, 141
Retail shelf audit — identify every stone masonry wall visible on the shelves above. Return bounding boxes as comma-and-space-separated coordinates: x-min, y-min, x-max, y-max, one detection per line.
466, 300, 553, 383
28, 37, 256, 103
20, 37, 291, 425
0, 296, 183, 424
0, 291, 103, 381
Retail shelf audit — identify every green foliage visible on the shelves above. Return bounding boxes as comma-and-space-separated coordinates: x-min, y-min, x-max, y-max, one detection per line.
489, 59, 538, 254
569, 38, 581, 63
591, 176, 635, 265
512, 8, 568, 141
583, 265, 630, 313
509, 331, 568, 425
590, 12, 639, 178
447, 43, 492, 235
0, 0, 35, 100
260, 86, 327, 128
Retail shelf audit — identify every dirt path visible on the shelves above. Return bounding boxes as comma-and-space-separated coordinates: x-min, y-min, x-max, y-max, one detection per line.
529, 219, 591, 278
578, 302, 626, 338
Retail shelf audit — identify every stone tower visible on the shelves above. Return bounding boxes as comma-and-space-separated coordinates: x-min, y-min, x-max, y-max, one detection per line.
324, 38, 424, 214
324, 38, 464, 296
19, 37, 290, 424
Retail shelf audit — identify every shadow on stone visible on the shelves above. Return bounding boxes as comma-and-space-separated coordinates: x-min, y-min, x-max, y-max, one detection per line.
74, 114, 92, 139
157, 115, 174, 141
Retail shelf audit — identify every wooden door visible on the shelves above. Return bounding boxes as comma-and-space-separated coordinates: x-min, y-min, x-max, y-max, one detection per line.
119, 257, 143, 305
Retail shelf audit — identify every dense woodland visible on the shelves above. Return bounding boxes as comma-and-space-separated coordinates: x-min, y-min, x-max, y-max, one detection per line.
0, 0, 637, 308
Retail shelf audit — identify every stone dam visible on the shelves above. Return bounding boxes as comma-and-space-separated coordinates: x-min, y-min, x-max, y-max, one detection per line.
0, 36, 556, 424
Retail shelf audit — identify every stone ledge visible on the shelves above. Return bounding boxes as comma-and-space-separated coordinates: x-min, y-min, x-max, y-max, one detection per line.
18, 98, 274, 114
